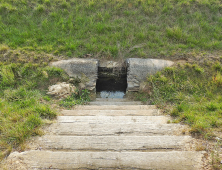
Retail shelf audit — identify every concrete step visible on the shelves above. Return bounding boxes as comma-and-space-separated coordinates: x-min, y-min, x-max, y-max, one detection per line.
57, 116, 170, 124
95, 98, 130, 102
48, 123, 186, 136
7, 150, 204, 170
61, 109, 160, 116
35, 135, 192, 151
73, 105, 156, 110
89, 101, 143, 105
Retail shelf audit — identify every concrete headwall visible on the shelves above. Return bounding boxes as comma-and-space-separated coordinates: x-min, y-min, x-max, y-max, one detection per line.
50, 58, 98, 91
126, 58, 174, 91
50, 58, 174, 92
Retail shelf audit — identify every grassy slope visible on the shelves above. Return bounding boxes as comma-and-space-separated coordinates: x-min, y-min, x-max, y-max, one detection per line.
1, 0, 222, 167
0, 0, 222, 59
0, 63, 90, 159
135, 61, 222, 168
0, 64, 69, 158
137, 61, 222, 138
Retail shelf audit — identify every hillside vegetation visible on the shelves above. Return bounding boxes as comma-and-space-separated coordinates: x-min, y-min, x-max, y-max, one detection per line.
0, 63, 90, 160
0, 64, 67, 159
0, 0, 222, 59
137, 61, 222, 138
1, 0, 222, 168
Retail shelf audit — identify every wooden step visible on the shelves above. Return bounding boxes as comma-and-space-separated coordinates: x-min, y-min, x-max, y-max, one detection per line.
73, 105, 156, 110
34, 135, 192, 151
57, 116, 170, 124
48, 123, 186, 136
61, 109, 160, 116
7, 151, 205, 170
3, 102, 205, 170
89, 101, 143, 105
95, 98, 130, 102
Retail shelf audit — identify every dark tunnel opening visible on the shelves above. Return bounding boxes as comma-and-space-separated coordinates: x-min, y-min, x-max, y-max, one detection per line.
96, 67, 127, 98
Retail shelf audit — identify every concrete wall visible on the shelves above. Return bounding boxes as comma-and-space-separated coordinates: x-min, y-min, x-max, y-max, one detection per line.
50, 58, 98, 91
126, 58, 174, 91
50, 58, 174, 92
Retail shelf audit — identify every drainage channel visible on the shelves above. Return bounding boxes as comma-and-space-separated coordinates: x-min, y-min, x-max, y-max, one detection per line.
96, 66, 127, 99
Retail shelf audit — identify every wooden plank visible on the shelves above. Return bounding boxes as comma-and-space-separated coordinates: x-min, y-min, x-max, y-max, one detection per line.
36, 135, 192, 151
57, 116, 169, 124
61, 109, 160, 116
48, 123, 186, 136
7, 151, 204, 170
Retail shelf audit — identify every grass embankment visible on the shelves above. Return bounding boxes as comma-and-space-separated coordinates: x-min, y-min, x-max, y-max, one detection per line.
0, 63, 90, 160
0, 64, 67, 159
0, 0, 222, 59
137, 61, 222, 139
0, 0, 222, 167
136, 61, 222, 168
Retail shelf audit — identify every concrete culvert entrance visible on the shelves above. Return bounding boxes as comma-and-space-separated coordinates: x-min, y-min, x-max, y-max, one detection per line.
96, 62, 127, 98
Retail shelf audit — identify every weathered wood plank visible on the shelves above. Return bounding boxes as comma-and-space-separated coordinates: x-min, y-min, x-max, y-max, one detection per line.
35, 135, 192, 151
7, 151, 204, 170
73, 105, 156, 110
48, 123, 186, 136
57, 116, 169, 124
61, 109, 160, 116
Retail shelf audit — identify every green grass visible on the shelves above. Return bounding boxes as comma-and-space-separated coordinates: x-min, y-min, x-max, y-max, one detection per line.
0, 0, 222, 59
59, 89, 90, 109
0, 0, 222, 167
0, 63, 90, 160
137, 61, 222, 139
0, 63, 91, 160
0, 63, 70, 159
